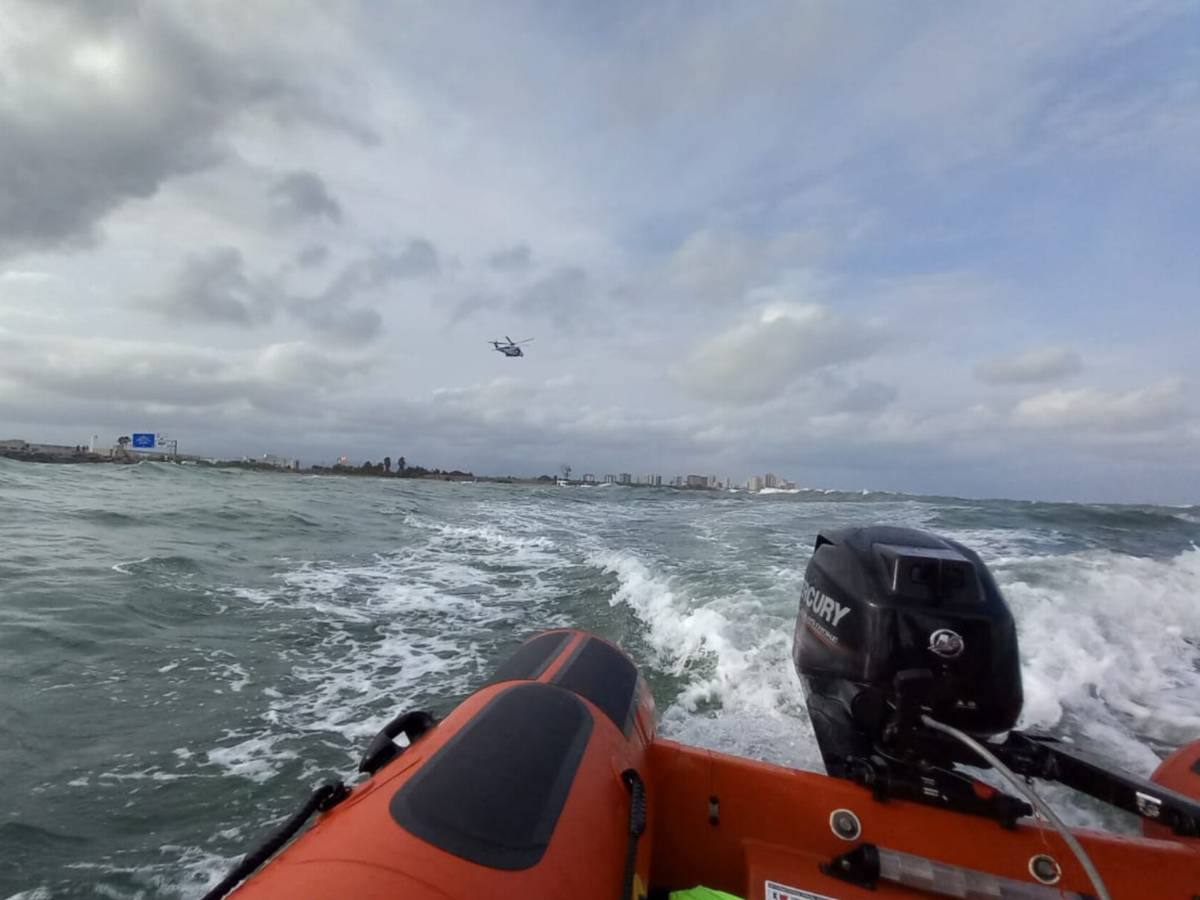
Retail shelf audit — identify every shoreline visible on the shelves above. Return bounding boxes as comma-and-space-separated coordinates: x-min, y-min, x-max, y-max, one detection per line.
0, 452, 728, 490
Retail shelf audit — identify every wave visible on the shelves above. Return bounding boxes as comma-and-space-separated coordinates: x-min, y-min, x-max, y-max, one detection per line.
993, 546, 1200, 770
591, 542, 1200, 815
587, 548, 817, 769
110, 554, 203, 577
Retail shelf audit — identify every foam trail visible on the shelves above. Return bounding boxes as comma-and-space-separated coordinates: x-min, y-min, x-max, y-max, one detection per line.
995, 546, 1200, 772
592, 541, 1200, 822
589, 549, 820, 770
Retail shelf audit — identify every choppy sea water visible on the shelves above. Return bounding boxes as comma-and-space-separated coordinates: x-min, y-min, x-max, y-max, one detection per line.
1, 459, 1198, 898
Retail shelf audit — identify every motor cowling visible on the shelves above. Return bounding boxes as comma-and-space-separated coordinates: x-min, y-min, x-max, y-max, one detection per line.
793, 526, 1023, 777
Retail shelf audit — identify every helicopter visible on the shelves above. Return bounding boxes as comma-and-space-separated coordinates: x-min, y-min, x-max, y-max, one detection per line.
490, 336, 533, 358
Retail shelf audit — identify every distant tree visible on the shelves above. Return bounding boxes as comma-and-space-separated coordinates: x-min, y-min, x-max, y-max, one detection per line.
398, 456, 406, 473
383, 456, 392, 473
117, 436, 130, 448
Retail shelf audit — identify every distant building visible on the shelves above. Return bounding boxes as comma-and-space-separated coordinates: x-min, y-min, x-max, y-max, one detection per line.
748, 475, 764, 492
653, 475, 662, 486
257, 454, 299, 470
708, 475, 719, 489
764, 472, 778, 489
582, 473, 596, 484
619, 473, 632, 485
781, 480, 797, 490
685, 474, 707, 488
4, 440, 88, 458
604, 474, 616, 484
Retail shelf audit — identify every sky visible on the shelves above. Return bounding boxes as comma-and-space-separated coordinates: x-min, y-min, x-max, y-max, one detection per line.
1, 1, 1198, 503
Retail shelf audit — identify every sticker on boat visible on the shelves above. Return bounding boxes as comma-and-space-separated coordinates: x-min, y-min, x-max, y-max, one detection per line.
765, 880, 840, 900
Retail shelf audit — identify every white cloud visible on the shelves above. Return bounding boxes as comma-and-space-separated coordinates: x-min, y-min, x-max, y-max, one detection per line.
672, 302, 884, 404
976, 346, 1083, 384
1012, 378, 1187, 433
0, 2, 368, 259
0, 332, 372, 415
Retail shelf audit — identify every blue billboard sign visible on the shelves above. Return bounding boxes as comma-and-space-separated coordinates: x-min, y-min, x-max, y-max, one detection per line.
132, 433, 156, 449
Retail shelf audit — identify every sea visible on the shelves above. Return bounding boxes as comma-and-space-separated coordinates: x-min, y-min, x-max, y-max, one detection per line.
2, 459, 1198, 898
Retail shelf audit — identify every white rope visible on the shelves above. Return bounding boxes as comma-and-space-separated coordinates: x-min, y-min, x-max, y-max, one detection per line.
920, 714, 1111, 900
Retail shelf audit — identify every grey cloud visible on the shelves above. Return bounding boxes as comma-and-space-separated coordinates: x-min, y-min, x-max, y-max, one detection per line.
150, 247, 275, 325
672, 303, 885, 404
516, 267, 588, 327
488, 244, 532, 271
146, 244, 411, 345
975, 346, 1083, 384
279, 241, 441, 345
835, 379, 899, 414
270, 171, 343, 223
447, 292, 501, 326
0, 333, 373, 418
296, 244, 330, 268
287, 301, 383, 346
319, 241, 440, 302
0, 3, 367, 259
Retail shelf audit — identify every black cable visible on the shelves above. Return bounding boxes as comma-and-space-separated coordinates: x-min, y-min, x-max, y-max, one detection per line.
201, 781, 349, 900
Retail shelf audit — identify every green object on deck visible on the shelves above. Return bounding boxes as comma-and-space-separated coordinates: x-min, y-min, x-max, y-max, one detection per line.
668, 887, 745, 900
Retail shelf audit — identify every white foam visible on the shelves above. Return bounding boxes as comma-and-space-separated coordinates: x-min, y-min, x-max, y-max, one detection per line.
66, 844, 239, 900
96, 766, 188, 783
589, 548, 812, 761
994, 546, 1200, 771
205, 734, 298, 784
208, 516, 577, 780
592, 536, 1200, 832
4, 889, 53, 900
110, 556, 152, 574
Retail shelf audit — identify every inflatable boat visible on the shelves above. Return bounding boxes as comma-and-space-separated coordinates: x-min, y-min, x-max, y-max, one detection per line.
207, 527, 1200, 899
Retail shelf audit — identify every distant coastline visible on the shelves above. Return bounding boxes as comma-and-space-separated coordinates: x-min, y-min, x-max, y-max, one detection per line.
0, 439, 761, 493
0, 448, 736, 491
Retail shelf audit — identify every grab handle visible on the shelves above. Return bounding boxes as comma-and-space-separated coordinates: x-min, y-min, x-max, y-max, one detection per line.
358, 710, 436, 775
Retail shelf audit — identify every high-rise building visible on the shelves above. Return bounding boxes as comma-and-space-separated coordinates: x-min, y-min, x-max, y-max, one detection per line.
619, 473, 632, 485
748, 475, 764, 492
653, 475, 662, 486
685, 474, 707, 488
764, 472, 778, 488
604, 474, 617, 484
582, 473, 596, 484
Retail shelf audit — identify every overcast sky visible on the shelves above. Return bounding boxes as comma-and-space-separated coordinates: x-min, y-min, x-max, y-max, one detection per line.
1, 2, 1197, 502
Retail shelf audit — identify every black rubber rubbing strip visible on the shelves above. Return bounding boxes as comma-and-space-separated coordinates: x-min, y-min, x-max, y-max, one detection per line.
553, 637, 638, 734
390, 683, 593, 870
487, 631, 571, 685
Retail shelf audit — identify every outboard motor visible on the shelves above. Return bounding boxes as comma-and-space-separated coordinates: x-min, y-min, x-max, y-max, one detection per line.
794, 526, 1023, 780
793, 525, 1200, 835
